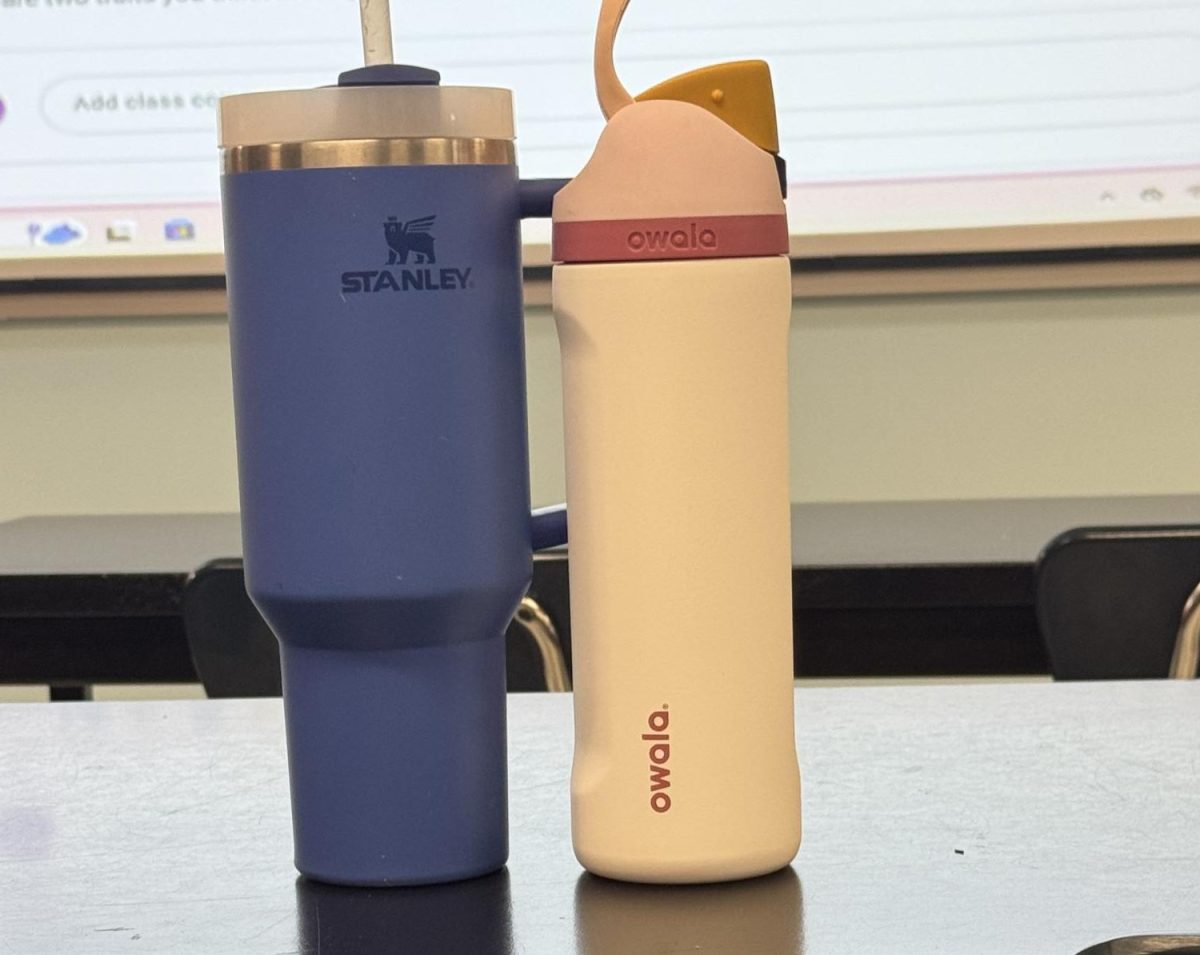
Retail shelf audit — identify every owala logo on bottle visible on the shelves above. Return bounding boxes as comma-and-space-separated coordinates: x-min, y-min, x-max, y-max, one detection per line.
643, 705, 672, 813
340, 215, 474, 294
626, 222, 717, 254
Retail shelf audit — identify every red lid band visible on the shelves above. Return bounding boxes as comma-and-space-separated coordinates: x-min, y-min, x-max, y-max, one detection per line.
552, 214, 789, 264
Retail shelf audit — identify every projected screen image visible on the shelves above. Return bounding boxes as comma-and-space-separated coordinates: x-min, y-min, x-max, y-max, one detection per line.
2, 0, 1199, 277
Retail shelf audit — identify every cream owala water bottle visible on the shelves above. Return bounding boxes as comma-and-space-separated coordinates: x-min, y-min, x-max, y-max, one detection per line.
552, 0, 801, 883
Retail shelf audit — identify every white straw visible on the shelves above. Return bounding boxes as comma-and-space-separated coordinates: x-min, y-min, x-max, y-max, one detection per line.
360, 0, 395, 66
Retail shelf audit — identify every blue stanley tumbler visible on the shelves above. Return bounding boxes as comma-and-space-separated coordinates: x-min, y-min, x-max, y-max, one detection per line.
219, 65, 563, 886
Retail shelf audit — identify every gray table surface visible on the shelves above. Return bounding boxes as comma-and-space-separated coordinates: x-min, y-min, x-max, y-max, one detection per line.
1, 681, 1197, 954
4, 494, 1200, 574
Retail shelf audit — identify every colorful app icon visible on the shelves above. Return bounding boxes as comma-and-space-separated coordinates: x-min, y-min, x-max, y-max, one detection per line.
106, 220, 136, 242
164, 217, 196, 241
37, 220, 86, 246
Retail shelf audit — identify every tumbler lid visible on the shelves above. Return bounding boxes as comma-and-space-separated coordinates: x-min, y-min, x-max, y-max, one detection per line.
218, 65, 514, 149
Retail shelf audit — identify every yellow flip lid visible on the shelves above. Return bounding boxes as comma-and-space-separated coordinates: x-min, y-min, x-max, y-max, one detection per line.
636, 60, 780, 155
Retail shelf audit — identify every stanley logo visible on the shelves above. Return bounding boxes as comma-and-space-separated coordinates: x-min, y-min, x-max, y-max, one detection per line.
340, 215, 473, 295
385, 215, 437, 264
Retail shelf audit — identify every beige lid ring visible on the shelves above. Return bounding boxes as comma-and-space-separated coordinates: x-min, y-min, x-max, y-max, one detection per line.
218, 85, 515, 149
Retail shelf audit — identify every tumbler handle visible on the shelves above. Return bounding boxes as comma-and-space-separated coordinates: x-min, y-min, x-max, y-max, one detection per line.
519, 178, 570, 220
518, 178, 571, 550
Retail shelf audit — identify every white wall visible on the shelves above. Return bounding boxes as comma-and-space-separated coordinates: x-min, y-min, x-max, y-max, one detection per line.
1, 316, 240, 520
789, 285, 1200, 501
3, 285, 1199, 523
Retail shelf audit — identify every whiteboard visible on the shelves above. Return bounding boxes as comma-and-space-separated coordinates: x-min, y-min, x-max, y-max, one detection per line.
1, 0, 1199, 279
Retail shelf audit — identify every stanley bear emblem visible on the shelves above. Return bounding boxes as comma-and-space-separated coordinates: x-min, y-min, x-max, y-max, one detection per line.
384, 215, 437, 265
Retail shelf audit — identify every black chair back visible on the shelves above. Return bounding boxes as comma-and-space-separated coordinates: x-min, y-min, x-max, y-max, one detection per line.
182, 559, 282, 697
1036, 526, 1200, 679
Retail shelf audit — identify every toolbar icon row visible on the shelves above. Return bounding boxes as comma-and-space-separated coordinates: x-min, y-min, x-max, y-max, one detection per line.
25, 217, 197, 246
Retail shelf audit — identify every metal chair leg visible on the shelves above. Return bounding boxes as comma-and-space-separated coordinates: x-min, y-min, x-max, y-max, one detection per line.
1169, 580, 1200, 679
514, 595, 572, 692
